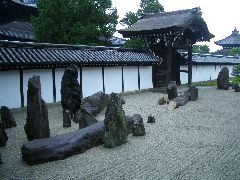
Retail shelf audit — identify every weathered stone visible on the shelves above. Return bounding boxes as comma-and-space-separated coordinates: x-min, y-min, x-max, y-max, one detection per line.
0, 153, 2, 164
167, 81, 177, 100
126, 115, 134, 134
81, 91, 109, 116
131, 114, 145, 136
168, 90, 190, 110
73, 108, 98, 129
188, 85, 198, 101
0, 122, 8, 147
63, 110, 71, 127
158, 97, 166, 105
147, 115, 155, 123
1, 106, 17, 129
217, 67, 230, 90
24, 76, 50, 141
21, 121, 104, 165
234, 84, 240, 92
103, 93, 127, 148
61, 64, 82, 125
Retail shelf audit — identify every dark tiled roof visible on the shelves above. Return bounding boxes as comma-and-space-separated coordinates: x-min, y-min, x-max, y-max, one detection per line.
0, 40, 162, 70
215, 28, 240, 47
181, 52, 240, 65
118, 7, 214, 41
0, 21, 35, 41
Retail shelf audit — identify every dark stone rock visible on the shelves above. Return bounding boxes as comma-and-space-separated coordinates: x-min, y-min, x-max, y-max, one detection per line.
0, 153, 2, 164
24, 76, 50, 141
169, 90, 190, 109
147, 115, 155, 123
234, 84, 240, 92
0, 121, 8, 147
73, 108, 98, 129
158, 97, 166, 105
103, 93, 128, 148
126, 115, 134, 134
81, 91, 109, 116
63, 110, 71, 127
1, 106, 17, 129
217, 67, 230, 90
188, 85, 198, 101
131, 114, 145, 136
21, 121, 104, 165
167, 81, 177, 100
61, 64, 82, 125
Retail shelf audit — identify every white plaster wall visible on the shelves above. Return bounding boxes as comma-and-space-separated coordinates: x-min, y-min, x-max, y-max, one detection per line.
55, 68, 65, 102
181, 64, 235, 84
123, 66, 138, 92
0, 70, 21, 108
23, 69, 53, 106
104, 67, 122, 94
82, 67, 103, 97
139, 66, 153, 89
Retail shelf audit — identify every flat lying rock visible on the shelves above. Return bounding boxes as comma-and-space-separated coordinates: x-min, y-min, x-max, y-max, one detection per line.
21, 121, 105, 165
131, 114, 145, 136
168, 91, 190, 110
81, 91, 109, 116
1, 106, 17, 129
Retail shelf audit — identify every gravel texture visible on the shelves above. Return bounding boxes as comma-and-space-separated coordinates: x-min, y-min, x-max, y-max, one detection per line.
1, 86, 240, 179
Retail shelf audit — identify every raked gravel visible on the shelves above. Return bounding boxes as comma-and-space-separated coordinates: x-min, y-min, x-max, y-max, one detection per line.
1, 86, 240, 179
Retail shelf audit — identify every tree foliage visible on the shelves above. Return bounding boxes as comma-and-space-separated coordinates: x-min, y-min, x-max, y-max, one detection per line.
120, 0, 164, 50
192, 45, 210, 54
231, 64, 240, 77
32, 0, 118, 45
230, 48, 240, 56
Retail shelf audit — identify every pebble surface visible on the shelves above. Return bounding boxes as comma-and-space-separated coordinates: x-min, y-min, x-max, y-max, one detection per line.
1, 87, 240, 179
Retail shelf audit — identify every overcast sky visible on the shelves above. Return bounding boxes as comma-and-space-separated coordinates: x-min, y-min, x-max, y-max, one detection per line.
112, 0, 240, 52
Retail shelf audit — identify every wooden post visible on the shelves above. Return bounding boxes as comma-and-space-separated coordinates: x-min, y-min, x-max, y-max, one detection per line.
122, 66, 124, 92
138, 65, 140, 90
188, 46, 192, 85
79, 66, 83, 97
166, 46, 172, 84
52, 68, 56, 102
102, 67, 105, 93
19, 68, 24, 107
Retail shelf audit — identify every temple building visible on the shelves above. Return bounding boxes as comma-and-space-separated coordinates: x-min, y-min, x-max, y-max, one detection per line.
119, 7, 214, 87
215, 28, 240, 49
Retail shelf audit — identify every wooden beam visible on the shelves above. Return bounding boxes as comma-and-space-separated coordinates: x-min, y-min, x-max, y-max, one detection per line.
79, 66, 83, 97
122, 66, 124, 92
138, 65, 141, 90
102, 67, 105, 93
19, 68, 24, 107
188, 46, 192, 85
180, 70, 188, 73
52, 68, 56, 102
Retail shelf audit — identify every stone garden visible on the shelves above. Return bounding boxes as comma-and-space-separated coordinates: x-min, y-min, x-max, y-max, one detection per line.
1, 66, 240, 179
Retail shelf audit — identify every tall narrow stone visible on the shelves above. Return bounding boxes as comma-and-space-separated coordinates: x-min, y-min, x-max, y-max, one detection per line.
0, 121, 8, 147
167, 81, 177, 100
103, 93, 128, 148
217, 67, 229, 90
61, 64, 82, 127
24, 76, 50, 141
1, 106, 17, 129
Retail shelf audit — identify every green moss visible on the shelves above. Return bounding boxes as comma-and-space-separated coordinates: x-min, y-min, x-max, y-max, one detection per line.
192, 81, 217, 86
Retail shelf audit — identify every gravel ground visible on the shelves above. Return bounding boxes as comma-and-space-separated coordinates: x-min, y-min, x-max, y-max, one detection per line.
1, 86, 240, 179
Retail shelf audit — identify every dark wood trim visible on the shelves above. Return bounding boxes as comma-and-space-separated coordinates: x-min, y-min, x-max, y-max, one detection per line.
122, 66, 124, 92
102, 67, 105, 93
138, 65, 140, 90
188, 46, 192, 85
19, 68, 24, 107
180, 70, 188, 73
79, 66, 83, 97
52, 68, 56, 102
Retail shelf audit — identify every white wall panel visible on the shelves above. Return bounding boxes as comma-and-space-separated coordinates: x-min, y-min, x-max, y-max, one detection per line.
82, 67, 103, 97
23, 69, 53, 105
139, 66, 153, 89
180, 65, 188, 84
55, 68, 65, 102
0, 70, 21, 108
124, 66, 138, 92
104, 67, 122, 94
